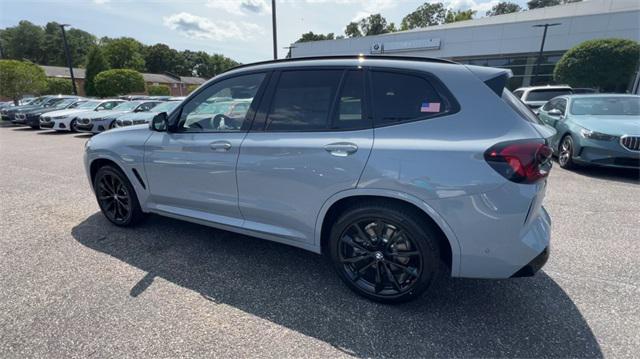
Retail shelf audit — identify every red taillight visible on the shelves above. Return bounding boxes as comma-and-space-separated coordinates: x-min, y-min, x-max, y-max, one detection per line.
485, 139, 553, 184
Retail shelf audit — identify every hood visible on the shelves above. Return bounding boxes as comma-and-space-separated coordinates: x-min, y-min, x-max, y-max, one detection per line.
573, 116, 640, 136
24, 107, 64, 116
108, 124, 149, 133
4, 104, 43, 114
80, 110, 129, 120
43, 108, 94, 118
117, 111, 156, 121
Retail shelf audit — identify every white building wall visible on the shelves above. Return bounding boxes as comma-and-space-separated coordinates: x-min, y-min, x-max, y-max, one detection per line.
290, 0, 640, 59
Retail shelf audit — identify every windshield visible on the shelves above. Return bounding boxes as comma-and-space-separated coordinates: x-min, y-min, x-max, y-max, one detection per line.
54, 99, 78, 108
152, 101, 181, 113
502, 89, 542, 124
570, 97, 640, 116
525, 89, 573, 102
112, 101, 140, 111
77, 101, 101, 109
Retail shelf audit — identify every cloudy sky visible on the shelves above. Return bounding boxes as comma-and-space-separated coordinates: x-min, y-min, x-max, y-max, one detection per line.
1, 0, 529, 63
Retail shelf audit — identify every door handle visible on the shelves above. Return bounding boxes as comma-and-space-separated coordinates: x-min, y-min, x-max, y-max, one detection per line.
324, 142, 358, 157
210, 140, 232, 152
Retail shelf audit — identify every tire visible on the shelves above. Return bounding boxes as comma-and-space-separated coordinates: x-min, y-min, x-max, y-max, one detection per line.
558, 135, 576, 169
30, 125, 39, 129
94, 165, 145, 226
69, 119, 77, 133
329, 201, 441, 303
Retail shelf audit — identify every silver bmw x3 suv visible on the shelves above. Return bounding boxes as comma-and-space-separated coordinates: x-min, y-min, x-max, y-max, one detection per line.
84, 56, 553, 303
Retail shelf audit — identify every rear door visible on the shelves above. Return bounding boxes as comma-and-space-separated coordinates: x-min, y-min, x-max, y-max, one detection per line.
236, 68, 373, 244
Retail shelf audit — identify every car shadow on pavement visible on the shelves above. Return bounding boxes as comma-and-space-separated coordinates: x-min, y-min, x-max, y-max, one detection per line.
569, 166, 639, 185
72, 213, 602, 358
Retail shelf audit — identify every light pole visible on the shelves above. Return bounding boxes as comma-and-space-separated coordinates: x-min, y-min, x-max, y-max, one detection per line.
272, 0, 278, 60
59, 24, 78, 95
531, 23, 561, 86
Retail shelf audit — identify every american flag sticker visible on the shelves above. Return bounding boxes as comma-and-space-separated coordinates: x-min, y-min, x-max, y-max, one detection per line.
420, 102, 441, 113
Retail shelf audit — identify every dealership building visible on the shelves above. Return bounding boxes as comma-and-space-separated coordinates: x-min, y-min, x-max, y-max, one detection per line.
290, 0, 640, 89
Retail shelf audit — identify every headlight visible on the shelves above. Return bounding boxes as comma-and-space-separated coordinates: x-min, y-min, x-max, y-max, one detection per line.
580, 129, 616, 141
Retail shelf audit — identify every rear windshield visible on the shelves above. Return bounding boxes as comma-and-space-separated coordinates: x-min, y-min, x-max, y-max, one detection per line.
525, 89, 572, 102
502, 89, 542, 124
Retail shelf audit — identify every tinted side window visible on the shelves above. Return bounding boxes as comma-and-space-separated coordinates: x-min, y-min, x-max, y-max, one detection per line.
265, 70, 342, 131
557, 99, 567, 114
371, 71, 446, 126
331, 70, 367, 130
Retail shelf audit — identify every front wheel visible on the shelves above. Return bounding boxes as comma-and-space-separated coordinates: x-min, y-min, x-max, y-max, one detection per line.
69, 119, 77, 133
94, 165, 145, 226
558, 135, 577, 169
329, 202, 441, 303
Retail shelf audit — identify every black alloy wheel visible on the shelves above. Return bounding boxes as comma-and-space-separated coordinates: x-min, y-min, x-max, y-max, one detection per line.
330, 202, 441, 303
94, 166, 144, 226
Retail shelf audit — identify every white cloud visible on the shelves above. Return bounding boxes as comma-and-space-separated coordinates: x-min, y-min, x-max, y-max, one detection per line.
284, 0, 397, 21
163, 12, 262, 41
446, 0, 501, 14
93, 0, 110, 4
206, 0, 271, 15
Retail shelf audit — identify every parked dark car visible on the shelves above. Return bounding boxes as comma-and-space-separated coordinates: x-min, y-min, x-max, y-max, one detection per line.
19, 98, 88, 129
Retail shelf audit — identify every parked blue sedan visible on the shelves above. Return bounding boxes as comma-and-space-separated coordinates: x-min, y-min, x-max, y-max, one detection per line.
537, 94, 640, 169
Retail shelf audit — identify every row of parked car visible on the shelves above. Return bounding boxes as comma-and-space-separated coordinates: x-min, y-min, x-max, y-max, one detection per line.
0, 95, 185, 134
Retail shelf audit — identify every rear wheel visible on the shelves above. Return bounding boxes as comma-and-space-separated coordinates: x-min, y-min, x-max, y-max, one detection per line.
94, 165, 145, 226
329, 202, 441, 303
558, 135, 576, 169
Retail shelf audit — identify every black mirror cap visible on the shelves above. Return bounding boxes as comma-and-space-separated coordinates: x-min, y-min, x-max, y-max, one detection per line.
150, 112, 168, 132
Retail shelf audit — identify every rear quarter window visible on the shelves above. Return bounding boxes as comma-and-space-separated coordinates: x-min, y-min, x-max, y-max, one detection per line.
370, 70, 455, 127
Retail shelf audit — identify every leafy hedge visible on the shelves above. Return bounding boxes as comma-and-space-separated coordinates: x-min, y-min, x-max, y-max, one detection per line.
147, 84, 170, 96
44, 78, 73, 95
94, 69, 145, 97
554, 38, 640, 92
0, 60, 47, 102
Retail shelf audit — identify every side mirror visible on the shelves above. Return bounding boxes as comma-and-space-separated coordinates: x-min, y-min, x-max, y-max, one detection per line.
548, 109, 563, 117
150, 112, 168, 132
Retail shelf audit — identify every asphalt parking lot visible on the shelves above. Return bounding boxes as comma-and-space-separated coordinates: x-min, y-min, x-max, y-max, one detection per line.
0, 124, 639, 358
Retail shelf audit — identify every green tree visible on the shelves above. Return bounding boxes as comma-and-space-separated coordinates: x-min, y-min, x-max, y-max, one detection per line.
102, 37, 146, 71
345, 14, 396, 38
295, 32, 336, 43
344, 22, 362, 37
527, 0, 580, 10
0, 21, 45, 63
43, 78, 73, 95
144, 43, 181, 74
400, 3, 446, 30
186, 84, 199, 94
0, 60, 47, 104
147, 84, 170, 96
94, 69, 145, 97
84, 46, 110, 96
486, 2, 522, 16
444, 9, 476, 23
554, 38, 640, 92
41, 22, 96, 67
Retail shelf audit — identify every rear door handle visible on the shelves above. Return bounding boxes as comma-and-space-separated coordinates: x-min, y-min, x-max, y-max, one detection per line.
210, 140, 232, 152
324, 142, 358, 157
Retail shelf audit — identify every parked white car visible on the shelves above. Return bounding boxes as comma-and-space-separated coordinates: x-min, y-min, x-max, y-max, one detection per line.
40, 99, 125, 132
513, 85, 573, 112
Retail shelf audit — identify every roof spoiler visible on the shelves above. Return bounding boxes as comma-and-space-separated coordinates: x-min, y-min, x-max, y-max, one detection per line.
465, 65, 513, 96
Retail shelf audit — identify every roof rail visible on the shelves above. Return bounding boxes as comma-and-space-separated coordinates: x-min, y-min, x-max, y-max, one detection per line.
221, 55, 458, 75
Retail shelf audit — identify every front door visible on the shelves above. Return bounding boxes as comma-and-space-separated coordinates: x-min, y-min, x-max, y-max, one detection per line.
237, 68, 373, 244
144, 73, 267, 226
